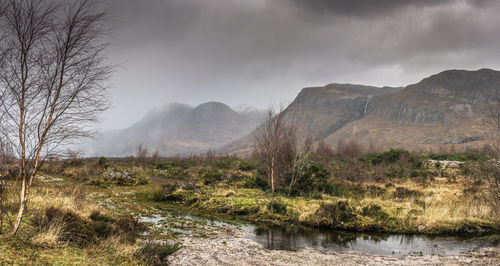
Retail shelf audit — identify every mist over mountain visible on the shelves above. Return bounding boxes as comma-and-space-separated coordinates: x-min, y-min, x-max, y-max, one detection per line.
91, 68, 500, 157
91, 102, 266, 157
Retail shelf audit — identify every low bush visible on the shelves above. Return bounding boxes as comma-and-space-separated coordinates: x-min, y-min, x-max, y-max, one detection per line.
212, 157, 236, 170
238, 160, 260, 171
288, 157, 329, 196
149, 185, 178, 202
324, 182, 365, 198
155, 162, 174, 171
361, 204, 389, 220
427, 152, 488, 162
268, 200, 287, 215
34, 207, 147, 247
98, 157, 109, 168
315, 200, 355, 228
137, 241, 181, 266
89, 210, 115, 223
62, 159, 85, 168
200, 170, 226, 185
365, 185, 386, 197
392, 187, 422, 200
243, 174, 269, 190
149, 185, 193, 203
114, 215, 148, 243
38, 207, 98, 247
61, 166, 88, 180
362, 149, 413, 165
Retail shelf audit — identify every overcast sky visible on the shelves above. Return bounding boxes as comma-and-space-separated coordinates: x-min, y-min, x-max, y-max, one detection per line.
101, 0, 500, 130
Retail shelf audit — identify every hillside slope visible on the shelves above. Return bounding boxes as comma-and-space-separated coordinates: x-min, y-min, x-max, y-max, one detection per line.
324, 69, 499, 151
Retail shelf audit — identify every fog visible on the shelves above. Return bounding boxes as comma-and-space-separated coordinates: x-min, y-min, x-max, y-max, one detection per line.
102, 0, 500, 130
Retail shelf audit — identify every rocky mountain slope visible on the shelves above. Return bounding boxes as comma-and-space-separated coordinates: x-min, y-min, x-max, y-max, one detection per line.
325, 69, 499, 151
93, 68, 500, 157
227, 68, 500, 155
92, 102, 266, 156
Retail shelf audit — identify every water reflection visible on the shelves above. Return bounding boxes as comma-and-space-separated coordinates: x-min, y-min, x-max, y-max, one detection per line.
247, 224, 500, 256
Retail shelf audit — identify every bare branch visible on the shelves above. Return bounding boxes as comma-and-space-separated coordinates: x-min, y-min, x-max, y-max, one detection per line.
0, 0, 112, 236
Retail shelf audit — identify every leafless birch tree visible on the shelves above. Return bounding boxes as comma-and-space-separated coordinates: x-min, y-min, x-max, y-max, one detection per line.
0, 0, 111, 236
253, 104, 317, 194
285, 107, 316, 195
253, 107, 296, 194
136, 143, 149, 162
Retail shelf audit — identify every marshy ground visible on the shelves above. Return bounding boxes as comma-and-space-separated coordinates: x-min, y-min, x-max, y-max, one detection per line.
1, 150, 500, 264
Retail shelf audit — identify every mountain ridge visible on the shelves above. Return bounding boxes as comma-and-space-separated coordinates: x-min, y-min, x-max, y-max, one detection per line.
227, 68, 500, 155
91, 101, 266, 157
92, 68, 500, 157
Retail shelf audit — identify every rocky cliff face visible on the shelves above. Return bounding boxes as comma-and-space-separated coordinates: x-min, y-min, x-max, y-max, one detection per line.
323, 69, 500, 151
287, 84, 402, 138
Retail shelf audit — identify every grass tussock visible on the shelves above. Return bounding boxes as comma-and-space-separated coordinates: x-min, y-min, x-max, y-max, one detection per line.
0, 178, 179, 265
136, 241, 182, 266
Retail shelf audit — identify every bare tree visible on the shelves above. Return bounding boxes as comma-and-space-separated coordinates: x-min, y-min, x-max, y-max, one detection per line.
254, 107, 296, 194
315, 140, 334, 158
64, 148, 84, 161
0, 0, 111, 236
136, 143, 149, 162
286, 108, 316, 195
151, 149, 159, 163
336, 139, 363, 159
253, 102, 319, 195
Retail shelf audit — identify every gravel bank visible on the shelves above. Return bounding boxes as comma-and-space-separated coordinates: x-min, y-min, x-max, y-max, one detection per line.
169, 224, 500, 266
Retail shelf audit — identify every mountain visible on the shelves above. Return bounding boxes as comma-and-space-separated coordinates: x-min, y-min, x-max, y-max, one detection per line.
93, 69, 500, 157
227, 68, 500, 155
324, 69, 499, 151
285, 83, 402, 139
92, 102, 266, 157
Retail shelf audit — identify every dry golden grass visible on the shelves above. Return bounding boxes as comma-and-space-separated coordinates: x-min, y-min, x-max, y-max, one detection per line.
354, 177, 498, 232
29, 184, 100, 218
32, 221, 65, 247
0, 179, 150, 265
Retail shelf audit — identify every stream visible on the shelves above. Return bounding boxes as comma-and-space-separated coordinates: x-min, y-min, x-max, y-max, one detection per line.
141, 214, 500, 256
247, 224, 500, 256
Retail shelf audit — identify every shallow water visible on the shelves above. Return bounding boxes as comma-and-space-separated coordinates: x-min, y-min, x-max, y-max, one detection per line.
245, 224, 500, 256
140, 213, 500, 256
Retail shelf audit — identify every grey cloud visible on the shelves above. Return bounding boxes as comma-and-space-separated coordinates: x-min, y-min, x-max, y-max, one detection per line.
286, 0, 455, 18
98, 0, 500, 130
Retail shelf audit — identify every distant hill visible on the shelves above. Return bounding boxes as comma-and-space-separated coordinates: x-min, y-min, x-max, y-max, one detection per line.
91, 102, 266, 157
227, 68, 500, 155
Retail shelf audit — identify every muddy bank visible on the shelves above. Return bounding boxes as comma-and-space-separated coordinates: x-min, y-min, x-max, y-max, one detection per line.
169, 224, 500, 266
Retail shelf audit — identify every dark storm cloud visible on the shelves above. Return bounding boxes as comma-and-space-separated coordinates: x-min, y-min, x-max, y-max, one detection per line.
287, 0, 494, 17
287, 0, 452, 17
99, 0, 500, 130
